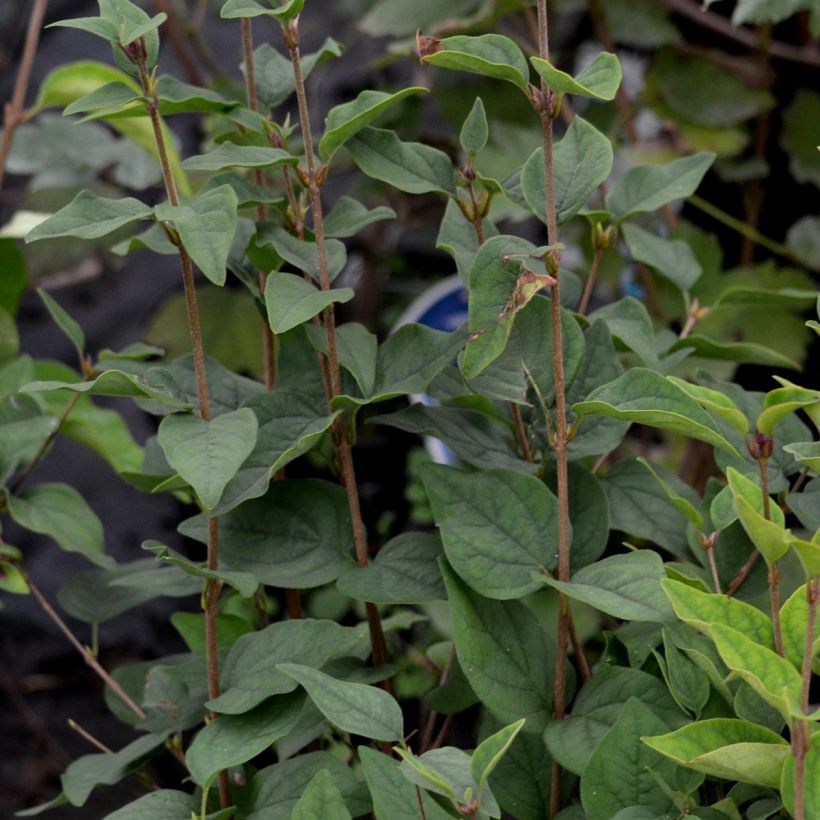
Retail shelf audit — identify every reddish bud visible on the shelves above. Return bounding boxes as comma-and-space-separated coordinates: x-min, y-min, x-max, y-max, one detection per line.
416, 29, 441, 62
748, 432, 773, 460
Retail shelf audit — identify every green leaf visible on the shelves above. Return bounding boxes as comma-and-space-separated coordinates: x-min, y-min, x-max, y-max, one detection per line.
587, 296, 660, 369
104, 789, 195, 819
621, 223, 702, 293
441, 560, 556, 733
422, 33, 530, 91
186, 690, 303, 785
636, 457, 704, 530
62, 732, 169, 806
666, 334, 800, 370
606, 152, 716, 222
471, 719, 526, 795
26, 190, 153, 242
711, 623, 804, 720
0, 239, 28, 316
7, 483, 111, 568
757, 379, 820, 436
462, 234, 542, 378
543, 666, 683, 776
142, 541, 258, 597
32, 60, 190, 195
320, 87, 427, 161
333, 323, 464, 407
36, 289, 85, 361
479, 714, 552, 820
537, 550, 673, 621
373, 404, 533, 474
251, 38, 343, 111
21, 368, 189, 410
57, 559, 199, 623
336, 532, 445, 604
242, 751, 370, 818
573, 368, 740, 456
277, 663, 403, 741
783, 440, 820, 472
346, 127, 456, 196
306, 322, 377, 397
292, 769, 352, 820
216, 391, 340, 512
580, 699, 677, 820
182, 479, 352, 590
642, 719, 788, 789
397, 746, 500, 816
323, 196, 396, 238
662, 578, 774, 647
99, 0, 166, 45
360, 747, 452, 820
422, 464, 559, 599
256, 224, 347, 283
653, 51, 774, 128
603, 458, 703, 558
220, 0, 304, 21
665, 377, 749, 437
781, 90, 820, 187
264, 273, 354, 334
206, 618, 369, 715
726, 467, 786, 526
0, 561, 30, 595
521, 117, 613, 226
530, 51, 622, 100
780, 583, 817, 677
62, 80, 141, 119
460, 97, 489, 158
157, 408, 258, 509
155, 185, 238, 286
180, 144, 297, 172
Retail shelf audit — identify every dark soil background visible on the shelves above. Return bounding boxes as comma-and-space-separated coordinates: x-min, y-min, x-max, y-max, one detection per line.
1, 1, 818, 817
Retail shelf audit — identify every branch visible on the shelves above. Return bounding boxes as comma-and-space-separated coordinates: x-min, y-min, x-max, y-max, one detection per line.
0, 0, 49, 192
664, 0, 820, 68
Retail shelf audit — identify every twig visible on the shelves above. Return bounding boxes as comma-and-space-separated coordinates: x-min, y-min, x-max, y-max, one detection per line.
511, 403, 534, 462
664, 0, 820, 68
578, 247, 603, 315
688, 195, 797, 264
725, 550, 760, 597
11, 393, 80, 493
153, 0, 205, 86
68, 718, 113, 753
27, 578, 145, 720
420, 644, 455, 753
0, 0, 48, 192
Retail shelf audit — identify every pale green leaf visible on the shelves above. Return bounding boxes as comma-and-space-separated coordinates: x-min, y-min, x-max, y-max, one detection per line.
320, 87, 427, 161
157, 408, 258, 509
530, 51, 622, 100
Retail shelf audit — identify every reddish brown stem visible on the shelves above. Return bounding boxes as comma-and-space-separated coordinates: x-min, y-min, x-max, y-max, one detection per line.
240, 17, 277, 391
0, 0, 48, 192
757, 456, 784, 656
578, 247, 603, 315
138, 57, 228, 808
534, 4, 572, 816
